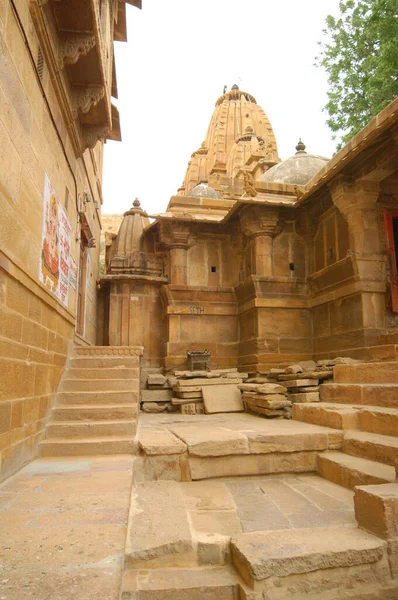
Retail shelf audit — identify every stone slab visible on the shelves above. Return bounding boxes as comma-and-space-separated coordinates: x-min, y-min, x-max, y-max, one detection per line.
355, 483, 398, 539
141, 389, 172, 402
147, 374, 167, 386
283, 379, 319, 388
242, 395, 290, 409
126, 481, 194, 567
231, 526, 385, 583
279, 371, 331, 381
167, 425, 249, 457
246, 431, 328, 454
343, 431, 398, 467
202, 385, 244, 414
246, 404, 284, 418
172, 397, 202, 405
139, 428, 187, 455
317, 451, 395, 489
289, 392, 320, 403
257, 383, 287, 394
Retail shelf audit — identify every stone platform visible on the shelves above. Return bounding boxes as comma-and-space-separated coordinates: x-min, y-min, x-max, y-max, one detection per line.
135, 413, 344, 482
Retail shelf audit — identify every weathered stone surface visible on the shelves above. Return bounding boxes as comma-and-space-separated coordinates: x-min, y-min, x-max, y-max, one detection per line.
231, 527, 385, 582
202, 385, 244, 414
298, 360, 317, 371
178, 378, 243, 387
355, 483, 398, 539
181, 403, 201, 414
292, 402, 359, 430
246, 404, 284, 418
246, 430, 328, 454
127, 481, 194, 566
168, 425, 249, 457
285, 364, 304, 374
343, 431, 398, 467
238, 383, 263, 392
141, 389, 172, 402
280, 371, 332, 381
256, 383, 287, 394
139, 428, 187, 455
172, 396, 202, 405
189, 451, 318, 480
317, 451, 395, 489
289, 392, 320, 403
147, 374, 167, 387
243, 394, 290, 409
283, 379, 319, 388
141, 402, 167, 413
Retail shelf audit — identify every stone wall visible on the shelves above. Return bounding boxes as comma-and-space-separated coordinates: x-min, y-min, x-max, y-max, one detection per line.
0, 1, 106, 480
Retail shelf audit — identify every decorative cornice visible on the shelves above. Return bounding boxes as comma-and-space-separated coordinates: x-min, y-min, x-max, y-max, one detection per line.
75, 346, 144, 356
60, 33, 96, 66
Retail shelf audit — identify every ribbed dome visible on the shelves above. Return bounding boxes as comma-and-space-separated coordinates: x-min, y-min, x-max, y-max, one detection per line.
260, 140, 329, 185
187, 183, 223, 199
113, 198, 149, 259
180, 85, 279, 194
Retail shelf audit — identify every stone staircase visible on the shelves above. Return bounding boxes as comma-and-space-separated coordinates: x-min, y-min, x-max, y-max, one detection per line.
292, 360, 398, 489
39, 346, 142, 457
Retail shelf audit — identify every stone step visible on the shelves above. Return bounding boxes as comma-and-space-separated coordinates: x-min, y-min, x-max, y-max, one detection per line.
358, 406, 398, 437
69, 356, 140, 369
52, 404, 137, 421
292, 402, 359, 430
67, 367, 139, 380
39, 436, 136, 457
334, 360, 398, 384
56, 390, 139, 405
46, 419, 137, 438
320, 383, 398, 408
60, 378, 139, 392
122, 567, 239, 600
342, 431, 398, 466
230, 526, 385, 589
317, 451, 395, 489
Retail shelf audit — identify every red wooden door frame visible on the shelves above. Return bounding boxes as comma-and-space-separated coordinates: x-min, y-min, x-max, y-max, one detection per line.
383, 210, 398, 312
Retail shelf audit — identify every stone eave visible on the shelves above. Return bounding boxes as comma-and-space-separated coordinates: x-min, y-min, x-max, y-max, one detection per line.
99, 274, 167, 286
221, 192, 299, 225
299, 97, 398, 204
30, 0, 127, 156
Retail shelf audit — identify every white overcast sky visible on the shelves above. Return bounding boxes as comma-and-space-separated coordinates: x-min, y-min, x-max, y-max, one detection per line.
102, 0, 341, 216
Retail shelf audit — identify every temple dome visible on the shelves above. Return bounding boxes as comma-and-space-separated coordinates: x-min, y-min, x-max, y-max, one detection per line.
187, 183, 223, 199
259, 140, 329, 185
113, 198, 149, 258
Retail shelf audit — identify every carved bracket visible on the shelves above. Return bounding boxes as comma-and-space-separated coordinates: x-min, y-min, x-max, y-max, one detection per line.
74, 86, 105, 115
82, 124, 110, 150
240, 205, 281, 238
60, 33, 96, 66
159, 220, 195, 249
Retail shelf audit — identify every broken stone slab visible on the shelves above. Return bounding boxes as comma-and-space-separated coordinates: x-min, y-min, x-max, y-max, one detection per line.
225, 372, 248, 379
230, 527, 385, 583
278, 371, 331, 381
171, 397, 203, 405
173, 385, 202, 393
238, 383, 264, 392
246, 404, 285, 418
289, 392, 320, 403
147, 374, 167, 387
296, 386, 320, 392
177, 378, 243, 387
242, 393, 287, 402
141, 389, 173, 401
298, 360, 317, 371
246, 429, 328, 454
174, 370, 213, 378
285, 364, 304, 374
268, 369, 285, 377
242, 394, 291, 409
167, 424, 249, 457
139, 428, 187, 455
141, 402, 167, 413
126, 481, 194, 567
202, 384, 244, 414
282, 379, 319, 389
257, 383, 287, 394
176, 391, 203, 399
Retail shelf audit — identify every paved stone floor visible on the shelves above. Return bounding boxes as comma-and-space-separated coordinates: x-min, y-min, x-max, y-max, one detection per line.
0, 456, 134, 600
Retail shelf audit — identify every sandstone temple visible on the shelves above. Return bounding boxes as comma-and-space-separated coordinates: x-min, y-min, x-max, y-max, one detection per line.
1, 1, 398, 599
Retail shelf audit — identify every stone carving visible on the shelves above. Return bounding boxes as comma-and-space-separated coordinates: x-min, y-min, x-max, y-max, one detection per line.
74, 86, 105, 115
159, 220, 195, 249
82, 124, 110, 150
240, 205, 280, 238
60, 33, 96, 66
242, 171, 257, 197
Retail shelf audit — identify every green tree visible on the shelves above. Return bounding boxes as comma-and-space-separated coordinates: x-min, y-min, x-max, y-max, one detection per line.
317, 0, 398, 149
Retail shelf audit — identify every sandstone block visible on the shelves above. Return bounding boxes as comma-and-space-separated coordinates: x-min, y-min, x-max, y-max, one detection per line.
285, 364, 304, 374
355, 483, 398, 539
147, 374, 167, 387
167, 425, 249, 457
257, 383, 287, 394
126, 481, 194, 567
289, 392, 320, 403
141, 389, 172, 402
246, 405, 284, 418
139, 428, 187, 455
181, 403, 199, 414
202, 385, 244, 414
283, 379, 319, 389
171, 397, 202, 406
298, 360, 317, 371
141, 402, 167, 413
238, 383, 263, 392
243, 395, 290, 409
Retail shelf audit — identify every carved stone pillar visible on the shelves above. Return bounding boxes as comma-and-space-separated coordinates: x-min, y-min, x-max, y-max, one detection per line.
240, 205, 280, 276
159, 221, 195, 285
329, 177, 381, 256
